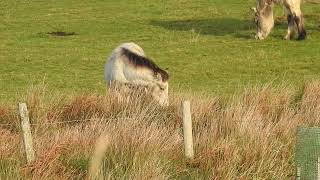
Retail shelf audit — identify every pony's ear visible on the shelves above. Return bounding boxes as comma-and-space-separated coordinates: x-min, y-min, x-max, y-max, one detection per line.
251, 7, 257, 13
164, 68, 169, 76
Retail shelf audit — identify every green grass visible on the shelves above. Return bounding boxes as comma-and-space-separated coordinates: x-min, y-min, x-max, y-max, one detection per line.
0, 159, 21, 179
296, 127, 320, 180
1, 0, 320, 101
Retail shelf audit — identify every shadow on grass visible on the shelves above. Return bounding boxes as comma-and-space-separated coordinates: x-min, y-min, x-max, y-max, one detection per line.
150, 18, 255, 38
150, 16, 317, 39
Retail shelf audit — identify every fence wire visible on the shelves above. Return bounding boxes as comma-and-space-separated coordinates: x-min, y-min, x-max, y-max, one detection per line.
0, 117, 135, 127
1, 99, 320, 112
0, 99, 319, 127
0, 123, 14, 127
0, 119, 103, 127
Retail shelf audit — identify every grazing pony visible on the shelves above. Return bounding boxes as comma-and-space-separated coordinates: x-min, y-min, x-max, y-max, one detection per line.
105, 42, 169, 106
252, 0, 306, 40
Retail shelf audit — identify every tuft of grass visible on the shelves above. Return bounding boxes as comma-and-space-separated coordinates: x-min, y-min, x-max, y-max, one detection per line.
0, 105, 18, 131
62, 153, 89, 179
0, 159, 21, 180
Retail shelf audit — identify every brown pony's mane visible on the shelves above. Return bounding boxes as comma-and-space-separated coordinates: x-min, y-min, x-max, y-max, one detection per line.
121, 47, 169, 82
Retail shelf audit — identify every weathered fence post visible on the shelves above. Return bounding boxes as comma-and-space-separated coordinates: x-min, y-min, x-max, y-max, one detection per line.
181, 100, 194, 159
19, 103, 35, 163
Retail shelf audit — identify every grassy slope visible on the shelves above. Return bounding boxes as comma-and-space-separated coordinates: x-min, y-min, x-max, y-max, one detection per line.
1, 0, 320, 101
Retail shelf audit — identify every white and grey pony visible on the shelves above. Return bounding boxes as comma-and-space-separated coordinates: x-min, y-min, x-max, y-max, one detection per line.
252, 0, 306, 40
105, 42, 169, 106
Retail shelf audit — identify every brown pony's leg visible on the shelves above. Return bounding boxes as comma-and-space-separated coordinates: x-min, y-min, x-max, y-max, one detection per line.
294, 14, 307, 40
284, 1, 307, 41
284, 14, 296, 40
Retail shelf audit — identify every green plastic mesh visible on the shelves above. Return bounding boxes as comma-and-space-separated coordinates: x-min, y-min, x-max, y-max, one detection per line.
296, 127, 320, 180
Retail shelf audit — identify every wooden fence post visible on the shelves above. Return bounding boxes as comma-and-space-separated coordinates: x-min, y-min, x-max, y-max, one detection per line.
19, 103, 35, 163
181, 100, 194, 159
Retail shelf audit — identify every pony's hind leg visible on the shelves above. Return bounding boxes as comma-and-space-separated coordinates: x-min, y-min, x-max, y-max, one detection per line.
284, 2, 306, 40
294, 13, 307, 40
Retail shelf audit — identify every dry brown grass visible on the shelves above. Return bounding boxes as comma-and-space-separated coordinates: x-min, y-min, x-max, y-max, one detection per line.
0, 105, 18, 131
1, 82, 320, 179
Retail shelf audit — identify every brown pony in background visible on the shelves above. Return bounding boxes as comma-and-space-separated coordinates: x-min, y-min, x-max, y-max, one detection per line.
252, 0, 306, 40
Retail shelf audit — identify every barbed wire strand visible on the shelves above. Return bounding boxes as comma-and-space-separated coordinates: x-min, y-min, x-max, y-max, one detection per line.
2, 98, 320, 111
0, 117, 133, 127
0, 123, 15, 127
0, 99, 319, 127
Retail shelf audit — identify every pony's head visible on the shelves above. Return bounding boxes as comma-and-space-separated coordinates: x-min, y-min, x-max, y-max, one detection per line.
252, 0, 274, 40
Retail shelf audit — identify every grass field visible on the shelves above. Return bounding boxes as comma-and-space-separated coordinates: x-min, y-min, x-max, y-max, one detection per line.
1, 0, 320, 101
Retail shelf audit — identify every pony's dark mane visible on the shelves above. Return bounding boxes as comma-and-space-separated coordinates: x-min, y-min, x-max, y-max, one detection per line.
121, 47, 169, 82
